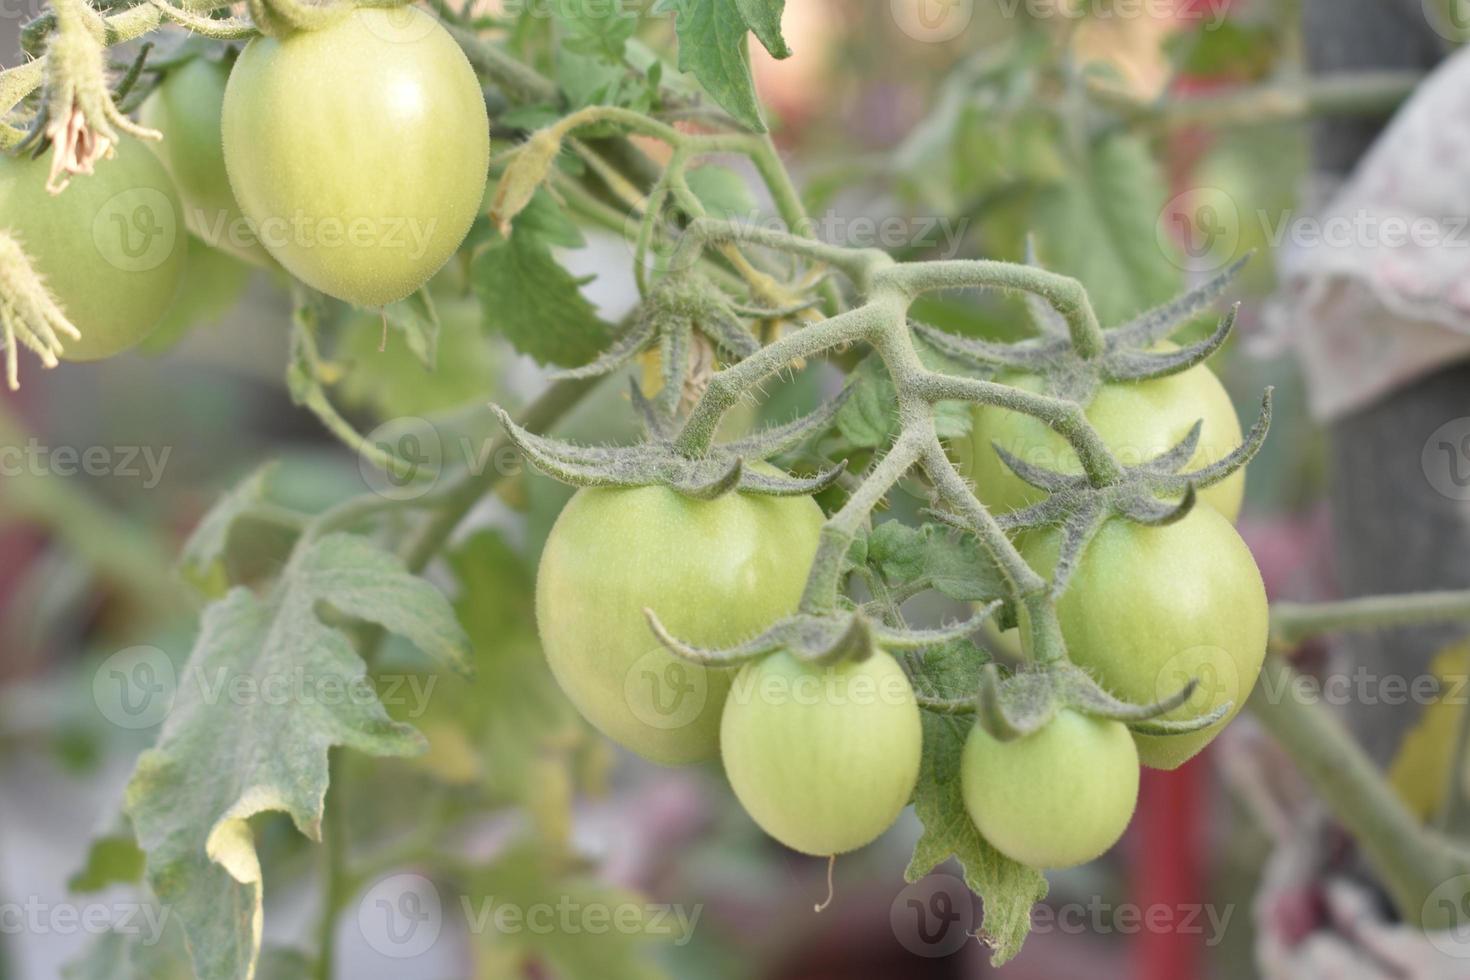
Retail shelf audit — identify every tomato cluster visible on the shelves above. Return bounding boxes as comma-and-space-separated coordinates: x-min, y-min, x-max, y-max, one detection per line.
2, 7, 488, 364
535, 357, 1265, 870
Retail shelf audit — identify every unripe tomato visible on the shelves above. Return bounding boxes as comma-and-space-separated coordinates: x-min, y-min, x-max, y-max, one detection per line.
721, 649, 922, 855
1020, 505, 1269, 769
141, 57, 270, 266
536, 485, 825, 766
0, 137, 186, 360
955, 354, 1246, 522
222, 7, 489, 306
961, 709, 1139, 869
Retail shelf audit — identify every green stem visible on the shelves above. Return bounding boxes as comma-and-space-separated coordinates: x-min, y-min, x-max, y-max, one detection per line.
315, 752, 348, 980
1271, 590, 1470, 645
1248, 655, 1470, 929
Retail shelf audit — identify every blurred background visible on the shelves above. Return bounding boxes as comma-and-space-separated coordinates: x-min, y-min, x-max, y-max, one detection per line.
3, 0, 1468, 977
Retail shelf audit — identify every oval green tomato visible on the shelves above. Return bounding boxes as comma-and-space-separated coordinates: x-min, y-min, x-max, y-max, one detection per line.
0, 136, 186, 361
961, 709, 1139, 869
536, 485, 825, 766
222, 7, 489, 306
1021, 505, 1269, 770
141, 57, 271, 266
721, 649, 922, 855
956, 354, 1246, 522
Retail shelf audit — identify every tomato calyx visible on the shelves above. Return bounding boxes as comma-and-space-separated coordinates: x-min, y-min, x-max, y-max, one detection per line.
30, 14, 161, 193
645, 604, 999, 668
490, 379, 850, 499
962, 661, 1232, 744
933, 388, 1272, 592
548, 273, 763, 419
916, 255, 1252, 403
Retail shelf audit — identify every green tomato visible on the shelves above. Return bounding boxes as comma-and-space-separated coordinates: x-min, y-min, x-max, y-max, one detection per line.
141, 57, 271, 266
961, 709, 1139, 869
0, 136, 186, 361
536, 485, 825, 766
955, 354, 1246, 522
721, 649, 922, 855
1021, 505, 1269, 770
222, 7, 489, 307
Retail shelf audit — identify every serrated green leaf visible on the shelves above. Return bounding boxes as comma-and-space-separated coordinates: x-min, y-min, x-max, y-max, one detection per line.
658, 0, 768, 132
834, 356, 898, 449
1032, 132, 1182, 328
123, 534, 468, 980
905, 705, 1047, 966
869, 523, 1008, 604
733, 0, 788, 57
178, 464, 278, 595
474, 193, 611, 367
69, 811, 145, 893
556, 0, 638, 62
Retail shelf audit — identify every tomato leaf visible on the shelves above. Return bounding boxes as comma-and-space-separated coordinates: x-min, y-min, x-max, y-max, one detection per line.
178, 463, 280, 596
122, 534, 469, 980
1032, 133, 1182, 328
656, 0, 789, 132
381, 288, 440, 369
473, 192, 612, 367
906, 686, 1048, 966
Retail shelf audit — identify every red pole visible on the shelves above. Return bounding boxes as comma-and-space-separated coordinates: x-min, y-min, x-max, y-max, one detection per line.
1131, 756, 1206, 980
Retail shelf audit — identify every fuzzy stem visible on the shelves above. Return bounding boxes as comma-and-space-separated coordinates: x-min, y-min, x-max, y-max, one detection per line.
1271, 590, 1470, 644
1249, 655, 1470, 930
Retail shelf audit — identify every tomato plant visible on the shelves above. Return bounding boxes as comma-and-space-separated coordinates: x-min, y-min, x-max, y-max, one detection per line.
0, 135, 185, 360
961, 709, 1139, 869
536, 483, 825, 766
1020, 504, 1270, 770
3, 3, 1457, 976
955, 352, 1247, 522
221, 7, 489, 306
141, 56, 269, 266
720, 648, 922, 855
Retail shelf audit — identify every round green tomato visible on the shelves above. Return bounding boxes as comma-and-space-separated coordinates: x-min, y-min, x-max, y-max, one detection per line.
955, 355, 1246, 522
721, 649, 921, 855
222, 7, 489, 306
961, 709, 1139, 869
0, 136, 186, 360
1021, 505, 1269, 770
536, 485, 825, 766
141, 57, 271, 266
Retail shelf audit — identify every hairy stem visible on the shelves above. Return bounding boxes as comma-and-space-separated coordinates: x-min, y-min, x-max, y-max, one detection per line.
1271, 590, 1470, 644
